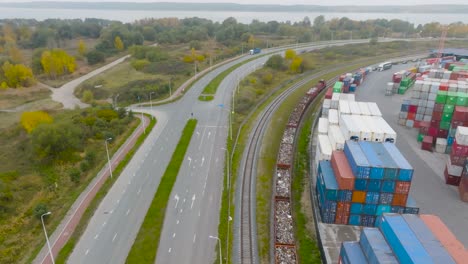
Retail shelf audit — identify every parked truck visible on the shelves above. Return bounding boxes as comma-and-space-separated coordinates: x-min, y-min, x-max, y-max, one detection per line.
249, 48, 261, 55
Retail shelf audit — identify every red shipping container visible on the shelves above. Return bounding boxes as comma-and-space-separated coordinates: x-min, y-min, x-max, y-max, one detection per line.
408, 105, 418, 113
439, 83, 449, 91
422, 136, 433, 152
352, 191, 366, 203
395, 181, 411, 194
407, 112, 416, 120
430, 120, 440, 129
459, 179, 468, 202
451, 120, 464, 129
419, 126, 429, 135
438, 129, 449, 138
325, 87, 333, 99
335, 202, 351, 224
420, 214, 468, 263
434, 103, 445, 112
453, 106, 468, 122
444, 166, 461, 186
331, 151, 355, 190
451, 140, 468, 157
449, 153, 466, 167
432, 111, 442, 121
392, 193, 408, 206
413, 121, 421, 129
428, 127, 438, 137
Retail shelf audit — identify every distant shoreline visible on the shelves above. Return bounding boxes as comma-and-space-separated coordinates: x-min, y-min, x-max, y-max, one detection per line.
0, 2, 468, 14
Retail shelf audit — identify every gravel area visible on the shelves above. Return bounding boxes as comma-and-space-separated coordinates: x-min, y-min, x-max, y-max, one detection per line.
275, 200, 295, 245
276, 169, 291, 198
288, 96, 310, 127
275, 246, 297, 264
278, 143, 293, 166
282, 127, 296, 144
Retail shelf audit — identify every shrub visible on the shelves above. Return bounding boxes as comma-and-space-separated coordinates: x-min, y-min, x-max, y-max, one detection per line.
34, 204, 48, 219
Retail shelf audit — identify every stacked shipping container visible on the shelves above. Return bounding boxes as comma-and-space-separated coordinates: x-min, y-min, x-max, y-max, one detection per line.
316, 140, 419, 227
339, 214, 468, 264
445, 126, 468, 186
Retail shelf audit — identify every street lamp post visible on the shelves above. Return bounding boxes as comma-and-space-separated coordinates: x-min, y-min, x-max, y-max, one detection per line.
209, 236, 222, 264
105, 137, 113, 179
41, 212, 55, 264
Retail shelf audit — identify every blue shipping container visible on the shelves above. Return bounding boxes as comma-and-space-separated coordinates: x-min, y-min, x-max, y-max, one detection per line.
366, 192, 380, 205
377, 214, 434, 264
359, 228, 398, 264
362, 215, 376, 227
382, 143, 414, 181
350, 203, 363, 214
344, 141, 371, 179
370, 143, 399, 180
340, 241, 369, 264
376, 205, 392, 215
381, 180, 396, 193
349, 214, 361, 226
338, 190, 353, 202
363, 204, 377, 215
402, 214, 456, 264
316, 182, 337, 213
354, 179, 368, 191
404, 196, 419, 214
368, 179, 382, 192
359, 141, 385, 179
390, 206, 404, 214
379, 193, 394, 205
318, 161, 339, 201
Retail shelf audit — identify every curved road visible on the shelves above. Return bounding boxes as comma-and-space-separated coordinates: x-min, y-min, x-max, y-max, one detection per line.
53, 39, 404, 264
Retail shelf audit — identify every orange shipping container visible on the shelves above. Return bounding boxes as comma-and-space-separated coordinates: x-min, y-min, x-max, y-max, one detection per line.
391, 193, 408, 206
352, 191, 366, 203
420, 214, 468, 264
331, 151, 355, 190
335, 202, 351, 224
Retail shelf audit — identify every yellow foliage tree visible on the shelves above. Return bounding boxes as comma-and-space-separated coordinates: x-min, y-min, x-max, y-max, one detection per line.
290, 56, 303, 73
2, 61, 35, 88
21, 111, 53, 133
41, 49, 76, 79
78, 39, 87, 56
114, 36, 124, 51
284, 49, 297, 60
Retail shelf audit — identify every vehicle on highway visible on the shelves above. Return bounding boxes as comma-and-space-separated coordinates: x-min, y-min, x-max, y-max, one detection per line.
377, 61, 393, 71
249, 48, 261, 55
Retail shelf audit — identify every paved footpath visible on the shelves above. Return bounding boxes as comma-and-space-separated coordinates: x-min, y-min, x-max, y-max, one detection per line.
33, 114, 150, 264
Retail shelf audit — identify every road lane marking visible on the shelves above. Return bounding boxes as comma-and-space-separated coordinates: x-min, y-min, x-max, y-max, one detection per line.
116, 199, 120, 205
187, 157, 192, 166
202, 189, 205, 196
102, 222, 106, 227
198, 210, 201, 217
112, 233, 117, 242
196, 131, 200, 137
94, 234, 99, 240
176, 220, 180, 225
172, 233, 176, 238
199, 127, 207, 150
128, 179, 131, 185
204, 181, 207, 189
85, 249, 89, 255
201, 156, 205, 167
168, 248, 172, 253
174, 194, 180, 208
193, 234, 197, 243
126, 209, 130, 216
207, 131, 211, 139
183, 198, 186, 204
122, 188, 126, 194
137, 187, 142, 195
191, 194, 196, 209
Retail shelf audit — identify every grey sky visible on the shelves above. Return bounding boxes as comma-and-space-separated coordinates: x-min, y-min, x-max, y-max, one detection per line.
0, 0, 467, 5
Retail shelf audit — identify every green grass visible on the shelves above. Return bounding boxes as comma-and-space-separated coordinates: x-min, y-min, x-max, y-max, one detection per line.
292, 98, 323, 264
53, 114, 156, 263
126, 118, 197, 264
198, 95, 214, 101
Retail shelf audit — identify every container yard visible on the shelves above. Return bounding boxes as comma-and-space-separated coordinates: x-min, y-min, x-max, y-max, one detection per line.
339, 214, 468, 264
311, 58, 468, 263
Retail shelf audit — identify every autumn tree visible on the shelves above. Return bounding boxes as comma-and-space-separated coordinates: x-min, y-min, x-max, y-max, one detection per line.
290, 56, 304, 73
284, 49, 297, 60
114, 36, 124, 51
41, 49, 77, 78
2, 61, 35, 88
182, 48, 205, 74
78, 39, 87, 56
20, 111, 53, 133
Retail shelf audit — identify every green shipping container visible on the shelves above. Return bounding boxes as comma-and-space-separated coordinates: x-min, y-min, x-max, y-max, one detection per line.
442, 112, 453, 122
440, 121, 451, 130
436, 91, 447, 104
398, 87, 407, 94
443, 104, 455, 114
417, 133, 425, 142
446, 92, 458, 105
457, 93, 468, 106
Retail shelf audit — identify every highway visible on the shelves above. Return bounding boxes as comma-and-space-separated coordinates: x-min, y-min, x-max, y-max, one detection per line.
66, 38, 398, 264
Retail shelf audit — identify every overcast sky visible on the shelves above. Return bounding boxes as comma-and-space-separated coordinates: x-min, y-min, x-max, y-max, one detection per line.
0, 0, 467, 5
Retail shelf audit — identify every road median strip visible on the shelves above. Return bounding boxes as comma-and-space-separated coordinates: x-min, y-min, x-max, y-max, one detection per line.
126, 118, 198, 264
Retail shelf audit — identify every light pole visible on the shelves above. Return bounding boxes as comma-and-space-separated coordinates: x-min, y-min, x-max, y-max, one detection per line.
41, 212, 55, 264
209, 235, 222, 264
105, 137, 113, 179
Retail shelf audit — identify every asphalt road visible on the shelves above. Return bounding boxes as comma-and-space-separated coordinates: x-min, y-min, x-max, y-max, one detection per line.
67, 39, 396, 264
357, 63, 468, 246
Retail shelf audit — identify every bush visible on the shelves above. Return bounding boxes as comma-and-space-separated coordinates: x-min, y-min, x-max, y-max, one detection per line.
34, 204, 48, 219
68, 167, 81, 183
265, 55, 286, 71
85, 151, 96, 166
82, 90, 94, 103
86, 50, 106, 65
131, 59, 150, 71
80, 160, 90, 172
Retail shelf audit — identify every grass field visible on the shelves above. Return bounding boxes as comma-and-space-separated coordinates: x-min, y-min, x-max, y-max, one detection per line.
126, 118, 197, 263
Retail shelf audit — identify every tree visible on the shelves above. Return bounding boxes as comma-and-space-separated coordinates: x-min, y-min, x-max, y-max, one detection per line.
82, 90, 94, 103
86, 50, 105, 65
21, 111, 53, 133
131, 59, 150, 71
284, 49, 297, 60
290, 56, 303, 73
8, 46, 23, 63
78, 39, 87, 56
2, 62, 35, 88
41, 49, 77, 78
34, 204, 48, 219
142, 26, 156, 41
265, 55, 285, 71
114, 36, 124, 51
262, 72, 273, 84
